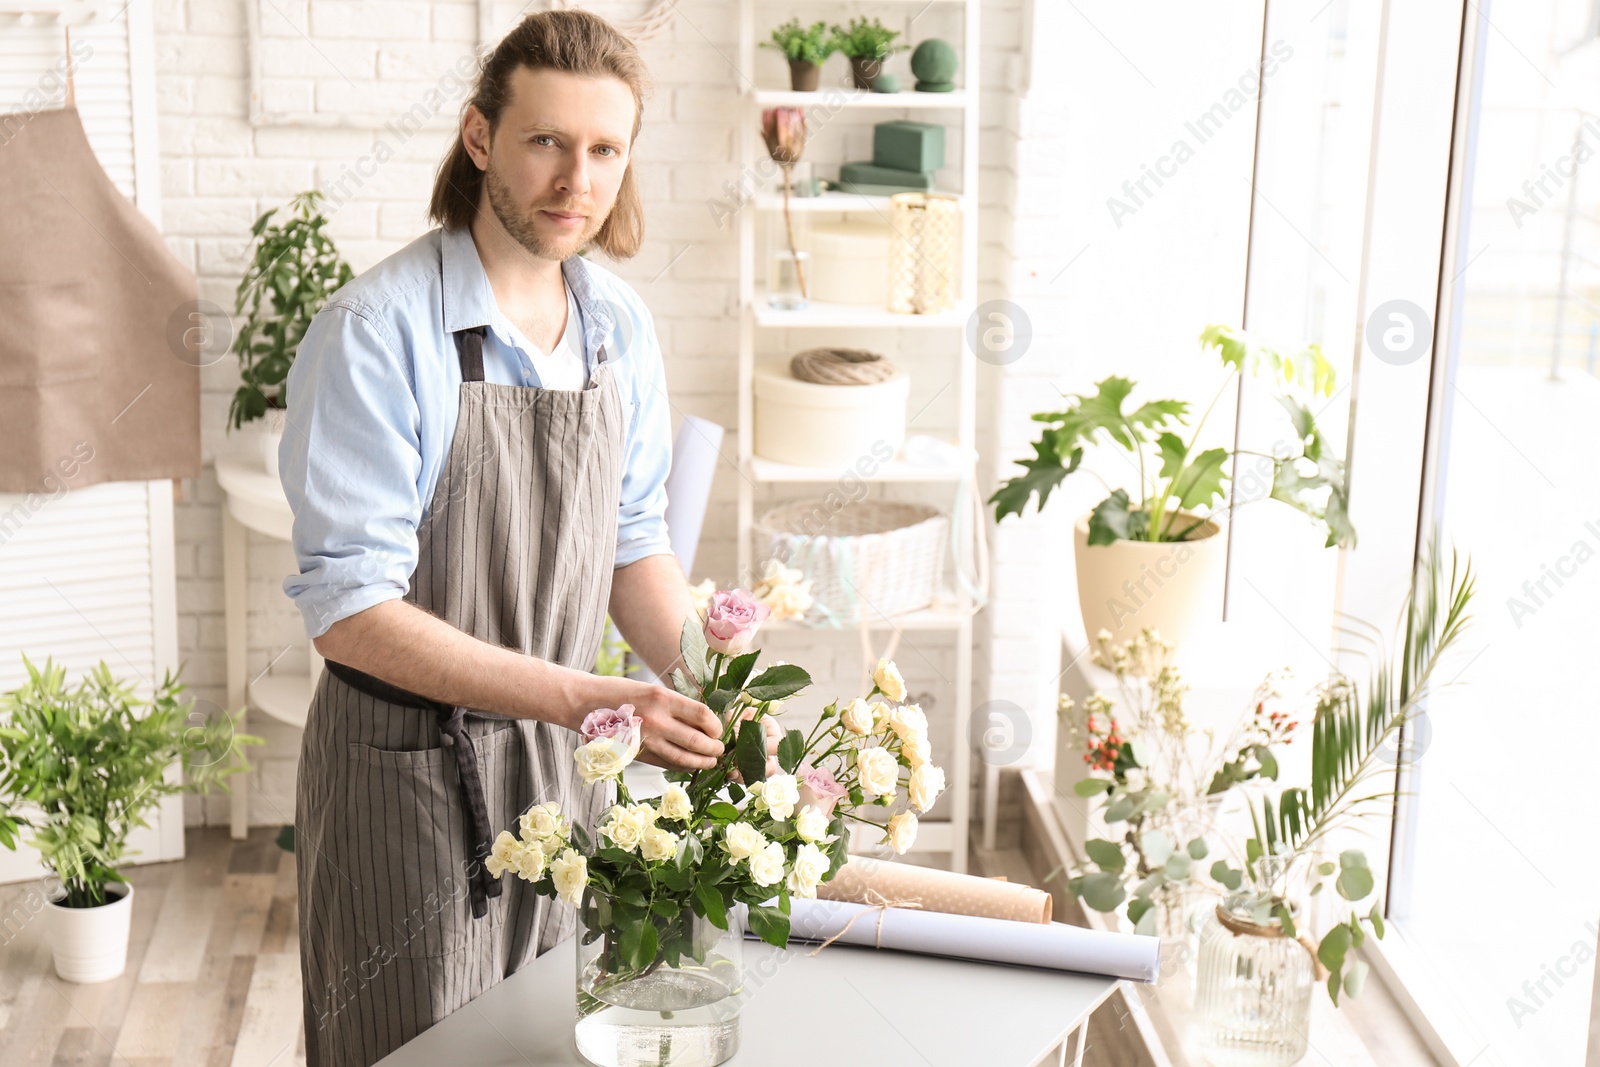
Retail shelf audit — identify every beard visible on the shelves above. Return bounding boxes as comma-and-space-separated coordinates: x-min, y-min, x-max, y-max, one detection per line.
484, 162, 606, 260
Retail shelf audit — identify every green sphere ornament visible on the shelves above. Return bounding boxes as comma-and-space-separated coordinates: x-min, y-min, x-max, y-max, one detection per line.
910, 38, 958, 92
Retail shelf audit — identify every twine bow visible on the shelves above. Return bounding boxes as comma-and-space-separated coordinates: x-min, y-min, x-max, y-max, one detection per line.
806, 888, 924, 955
1213, 904, 1329, 980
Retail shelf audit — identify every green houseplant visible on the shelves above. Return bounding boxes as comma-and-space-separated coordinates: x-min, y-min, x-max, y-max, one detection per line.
991, 323, 1356, 647
830, 16, 908, 90
0, 657, 261, 982
228, 190, 355, 476
762, 19, 837, 91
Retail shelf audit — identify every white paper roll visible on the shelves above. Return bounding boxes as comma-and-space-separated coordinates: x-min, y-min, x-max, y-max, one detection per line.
753, 898, 1160, 983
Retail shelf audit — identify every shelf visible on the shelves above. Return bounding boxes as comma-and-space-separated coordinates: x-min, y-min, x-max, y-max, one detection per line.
215, 455, 294, 541
749, 454, 966, 483
248, 670, 315, 729
753, 294, 970, 329
752, 88, 972, 110
754, 190, 967, 213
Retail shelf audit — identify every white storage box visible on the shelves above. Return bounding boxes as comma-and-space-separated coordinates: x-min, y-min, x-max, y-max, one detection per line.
808, 219, 892, 306
754, 362, 910, 469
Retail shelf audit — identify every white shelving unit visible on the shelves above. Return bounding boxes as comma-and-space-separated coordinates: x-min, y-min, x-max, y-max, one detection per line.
736, 0, 981, 871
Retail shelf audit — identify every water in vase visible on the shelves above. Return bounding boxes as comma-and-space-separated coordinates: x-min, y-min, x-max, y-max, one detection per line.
574, 957, 741, 1067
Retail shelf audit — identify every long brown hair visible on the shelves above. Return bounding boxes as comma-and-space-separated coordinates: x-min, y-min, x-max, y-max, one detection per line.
429, 10, 649, 259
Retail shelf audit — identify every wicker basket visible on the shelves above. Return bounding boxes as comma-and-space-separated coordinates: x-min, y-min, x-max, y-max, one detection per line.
754, 500, 948, 625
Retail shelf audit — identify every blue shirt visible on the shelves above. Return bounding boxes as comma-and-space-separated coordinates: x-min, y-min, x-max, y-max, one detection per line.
280, 225, 674, 640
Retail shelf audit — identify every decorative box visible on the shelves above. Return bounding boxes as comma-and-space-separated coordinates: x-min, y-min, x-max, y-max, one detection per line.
753, 362, 909, 469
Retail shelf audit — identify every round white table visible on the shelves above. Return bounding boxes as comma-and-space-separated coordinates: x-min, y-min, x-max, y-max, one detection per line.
215, 455, 321, 839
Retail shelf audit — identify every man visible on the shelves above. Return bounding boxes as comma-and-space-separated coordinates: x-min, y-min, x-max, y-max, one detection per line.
280, 12, 770, 1065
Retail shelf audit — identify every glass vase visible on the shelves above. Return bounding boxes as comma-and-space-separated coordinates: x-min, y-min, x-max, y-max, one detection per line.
764, 199, 812, 310
1193, 895, 1314, 1067
573, 886, 745, 1067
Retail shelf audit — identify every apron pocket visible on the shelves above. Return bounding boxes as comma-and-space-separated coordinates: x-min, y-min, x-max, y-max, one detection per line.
343, 727, 516, 959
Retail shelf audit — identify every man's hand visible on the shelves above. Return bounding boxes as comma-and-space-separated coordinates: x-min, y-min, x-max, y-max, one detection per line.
590, 678, 725, 772
726, 708, 783, 781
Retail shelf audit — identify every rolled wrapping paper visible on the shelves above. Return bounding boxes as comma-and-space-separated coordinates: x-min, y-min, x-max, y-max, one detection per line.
756, 897, 1161, 983
815, 857, 1053, 924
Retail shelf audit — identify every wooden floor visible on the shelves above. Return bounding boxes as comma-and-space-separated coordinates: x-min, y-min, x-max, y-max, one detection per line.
0, 825, 1146, 1067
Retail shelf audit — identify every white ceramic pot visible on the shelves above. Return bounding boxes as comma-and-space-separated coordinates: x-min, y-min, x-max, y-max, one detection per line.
753, 363, 909, 469
1073, 512, 1225, 652
259, 406, 288, 478
47, 882, 133, 983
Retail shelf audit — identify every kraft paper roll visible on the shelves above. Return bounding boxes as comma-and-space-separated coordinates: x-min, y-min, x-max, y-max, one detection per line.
758, 898, 1161, 983
815, 857, 1053, 924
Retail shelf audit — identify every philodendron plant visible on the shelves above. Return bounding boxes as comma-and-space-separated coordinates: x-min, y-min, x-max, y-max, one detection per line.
991, 324, 1357, 548
228, 190, 355, 431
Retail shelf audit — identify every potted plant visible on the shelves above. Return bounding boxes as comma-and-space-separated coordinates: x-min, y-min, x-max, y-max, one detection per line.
991, 323, 1356, 649
227, 189, 355, 478
761, 18, 836, 92
0, 657, 261, 983
486, 591, 944, 1066
1066, 545, 1474, 1066
830, 16, 908, 90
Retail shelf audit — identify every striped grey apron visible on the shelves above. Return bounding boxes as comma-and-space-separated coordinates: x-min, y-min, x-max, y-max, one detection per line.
295, 323, 626, 1067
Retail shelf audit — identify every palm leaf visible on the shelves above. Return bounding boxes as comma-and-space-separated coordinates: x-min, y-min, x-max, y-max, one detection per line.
1249, 540, 1473, 872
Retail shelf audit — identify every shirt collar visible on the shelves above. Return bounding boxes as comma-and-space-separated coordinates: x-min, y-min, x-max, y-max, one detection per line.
440, 225, 618, 363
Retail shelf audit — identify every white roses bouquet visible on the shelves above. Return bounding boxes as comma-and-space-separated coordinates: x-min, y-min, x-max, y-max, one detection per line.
486, 587, 945, 987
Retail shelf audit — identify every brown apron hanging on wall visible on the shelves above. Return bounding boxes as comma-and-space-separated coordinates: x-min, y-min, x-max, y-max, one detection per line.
0, 101, 199, 493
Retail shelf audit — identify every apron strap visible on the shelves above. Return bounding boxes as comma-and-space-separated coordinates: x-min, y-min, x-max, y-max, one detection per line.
456, 326, 487, 383
323, 659, 505, 918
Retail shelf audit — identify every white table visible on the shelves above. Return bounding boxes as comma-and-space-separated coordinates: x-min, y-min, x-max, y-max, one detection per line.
215, 455, 322, 839
376, 935, 1118, 1067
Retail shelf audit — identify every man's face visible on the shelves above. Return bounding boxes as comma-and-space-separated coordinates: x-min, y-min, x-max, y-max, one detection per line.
474, 66, 635, 260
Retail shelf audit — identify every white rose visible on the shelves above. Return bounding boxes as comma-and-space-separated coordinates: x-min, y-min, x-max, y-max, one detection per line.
722, 821, 768, 862
640, 825, 678, 863
885, 810, 918, 855
909, 763, 945, 814
762, 773, 800, 820
886, 703, 928, 740
786, 842, 831, 899
658, 783, 693, 821
486, 830, 520, 878
901, 731, 931, 769
689, 577, 716, 619
856, 746, 899, 799
574, 735, 636, 783
869, 701, 891, 732
795, 804, 836, 844
512, 840, 548, 881
627, 802, 659, 827
550, 848, 588, 905
840, 697, 874, 736
519, 802, 569, 845
599, 805, 644, 852
873, 658, 906, 702
748, 841, 786, 887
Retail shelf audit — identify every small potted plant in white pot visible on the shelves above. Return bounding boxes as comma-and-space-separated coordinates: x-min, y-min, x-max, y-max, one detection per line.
227, 189, 354, 478
0, 657, 260, 983
991, 324, 1355, 649
761, 18, 837, 92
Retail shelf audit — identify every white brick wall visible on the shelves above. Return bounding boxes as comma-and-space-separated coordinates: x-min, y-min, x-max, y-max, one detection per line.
152, 0, 1036, 827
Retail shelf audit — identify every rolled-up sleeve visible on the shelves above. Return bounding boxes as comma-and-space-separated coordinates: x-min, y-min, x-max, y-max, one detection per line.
613, 302, 675, 567
280, 304, 423, 639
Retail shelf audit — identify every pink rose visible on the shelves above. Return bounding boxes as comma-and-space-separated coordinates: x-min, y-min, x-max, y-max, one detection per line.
704, 589, 771, 656
579, 705, 642, 753
797, 763, 847, 815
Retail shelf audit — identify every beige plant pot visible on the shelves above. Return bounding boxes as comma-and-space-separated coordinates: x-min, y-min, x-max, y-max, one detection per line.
1072, 512, 1226, 652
